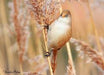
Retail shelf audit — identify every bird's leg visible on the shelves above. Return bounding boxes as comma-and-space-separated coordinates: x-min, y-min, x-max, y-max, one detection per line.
51, 50, 58, 73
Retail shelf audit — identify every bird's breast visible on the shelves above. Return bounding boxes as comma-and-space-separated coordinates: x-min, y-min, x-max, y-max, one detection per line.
47, 19, 71, 50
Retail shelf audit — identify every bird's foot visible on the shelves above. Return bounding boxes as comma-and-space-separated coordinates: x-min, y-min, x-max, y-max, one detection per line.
44, 51, 51, 57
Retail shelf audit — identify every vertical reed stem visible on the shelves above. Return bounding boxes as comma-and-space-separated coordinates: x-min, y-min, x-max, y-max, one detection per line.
0, 0, 11, 74
19, 64, 23, 75
42, 28, 53, 75
59, 1, 76, 74
87, 0, 102, 53
66, 42, 76, 75
0, 65, 4, 75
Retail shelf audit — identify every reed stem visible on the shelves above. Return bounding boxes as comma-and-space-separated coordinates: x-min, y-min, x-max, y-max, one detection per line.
0, 0, 11, 74
19, 64, 23, 75
0, 65, 4, 75
87, 0, 102, 53
66, 42, 76, 75
42, 28, 53, 75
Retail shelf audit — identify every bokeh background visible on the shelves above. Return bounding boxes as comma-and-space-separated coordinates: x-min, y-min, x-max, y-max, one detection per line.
0, 0, 104, 75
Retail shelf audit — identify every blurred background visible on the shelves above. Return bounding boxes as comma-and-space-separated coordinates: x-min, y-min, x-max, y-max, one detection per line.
0, 0, 104, 75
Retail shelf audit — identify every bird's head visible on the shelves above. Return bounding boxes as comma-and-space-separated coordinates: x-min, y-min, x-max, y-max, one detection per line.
59, 10, 71, 24
61, 10, 71, 18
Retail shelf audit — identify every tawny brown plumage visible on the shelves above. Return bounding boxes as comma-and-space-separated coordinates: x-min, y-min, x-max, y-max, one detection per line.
47, 10, 72, 51
47, 10, 72, 73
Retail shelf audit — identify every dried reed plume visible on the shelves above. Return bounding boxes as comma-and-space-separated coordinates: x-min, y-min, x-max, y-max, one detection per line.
89, 35, 104, 55
9, 0, 30, 62
23, 59, 48, 75
70, 38, 104, 71
28, 0, 61, 25
23, 55, 48, 74
8, 1, 30, 74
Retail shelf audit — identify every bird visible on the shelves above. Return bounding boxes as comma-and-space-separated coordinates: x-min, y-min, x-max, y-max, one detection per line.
47, 10, 72, 51
46, 10, 72, 73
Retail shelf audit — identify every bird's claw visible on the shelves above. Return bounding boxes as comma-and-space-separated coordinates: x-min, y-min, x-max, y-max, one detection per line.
44, 51, 51, 57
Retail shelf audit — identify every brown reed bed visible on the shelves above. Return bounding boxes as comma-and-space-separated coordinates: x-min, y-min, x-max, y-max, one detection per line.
0, 0, 104, 75
70, 38, 104, 71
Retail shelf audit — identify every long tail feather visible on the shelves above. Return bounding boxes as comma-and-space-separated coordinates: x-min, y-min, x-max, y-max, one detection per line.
51, 50, 58, 73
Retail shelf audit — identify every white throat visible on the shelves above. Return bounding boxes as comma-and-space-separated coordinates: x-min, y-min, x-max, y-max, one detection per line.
47, 16, 71, 49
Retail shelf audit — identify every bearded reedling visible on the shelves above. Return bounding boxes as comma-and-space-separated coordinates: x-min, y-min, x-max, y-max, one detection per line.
45, 10, 72, 73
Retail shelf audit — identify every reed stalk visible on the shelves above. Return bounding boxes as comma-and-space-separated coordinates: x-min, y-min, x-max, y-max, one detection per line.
0, 65, 4, 75
87, 0, 102, 53
42, 28, 53, 75
66, 42, 76, 75
61, 0, 76, 74
29, 15, 47, 74
0, 0, 12, 74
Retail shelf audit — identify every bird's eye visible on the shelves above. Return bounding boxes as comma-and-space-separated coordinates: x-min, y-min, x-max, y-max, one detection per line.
64, 14, 69, 17
61, 10, 71, 17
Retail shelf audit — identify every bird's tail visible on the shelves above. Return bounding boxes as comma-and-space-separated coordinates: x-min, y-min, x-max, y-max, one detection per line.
51, 50, 58, 73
